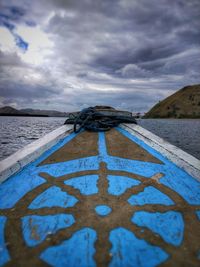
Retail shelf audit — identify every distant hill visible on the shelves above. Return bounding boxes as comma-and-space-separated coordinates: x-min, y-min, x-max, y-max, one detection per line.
0, 106, 28, 116
0, 106, 69, 117
144, 84, 200, 118
20, 108, 69, 117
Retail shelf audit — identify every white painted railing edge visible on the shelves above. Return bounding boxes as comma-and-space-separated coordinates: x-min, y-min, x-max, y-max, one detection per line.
0, 123, 199, 184
0, 125, 73, 184
122, 123, 200, 181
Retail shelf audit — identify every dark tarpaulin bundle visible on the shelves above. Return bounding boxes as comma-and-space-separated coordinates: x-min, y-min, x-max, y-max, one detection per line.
64, 106, 137, 133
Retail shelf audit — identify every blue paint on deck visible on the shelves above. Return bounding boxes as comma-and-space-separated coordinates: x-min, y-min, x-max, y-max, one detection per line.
196, 211, 200, 220
95, 205, 112, 216
64, 175, 99, 195
128, 186, 174, 206
161, 173, 200, 206
98, 131, 164, 177
36, 157, 99, 178
108, 175, 140, 196
22, 214, 75, 247
0, 174, 45, 209
132, 211, 184, 246
106, 157, 163, 178
33, 130, 98, 178
40, 228, 97, 267
29, 186, 78, 209
117, 127, 200, 205
98, 132, 107, 158
0, 127, 200, 265
0, 217, 10, 266
36, 131, 77, 166
109, 227, 168, 267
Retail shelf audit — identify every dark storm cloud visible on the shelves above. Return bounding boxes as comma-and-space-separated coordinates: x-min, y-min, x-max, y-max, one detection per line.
0, 0, 200, 112
0, 4, 26, 25
0, 50, 24, 66
0, 82, 57, 99
88, 0, 200, 75
64, 86, 165, 112
0, 70, 64, 109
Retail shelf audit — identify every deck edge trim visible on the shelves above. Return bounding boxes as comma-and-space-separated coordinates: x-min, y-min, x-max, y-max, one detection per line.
122, 123, 200, 181
1, 123, 199, 183
0, 125, 73, 184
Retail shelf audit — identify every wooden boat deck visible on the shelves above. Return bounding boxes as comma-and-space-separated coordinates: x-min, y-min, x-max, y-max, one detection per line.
0, 126, 200, 266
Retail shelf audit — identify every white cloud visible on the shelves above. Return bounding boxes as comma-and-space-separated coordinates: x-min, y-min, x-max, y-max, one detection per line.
0, 0, 200, 112
117, 64, 151, 78
0, 27, 16, 52
15, 25, 54, 65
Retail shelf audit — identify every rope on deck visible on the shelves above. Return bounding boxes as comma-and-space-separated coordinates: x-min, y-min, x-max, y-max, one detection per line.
64, 106, 137, 133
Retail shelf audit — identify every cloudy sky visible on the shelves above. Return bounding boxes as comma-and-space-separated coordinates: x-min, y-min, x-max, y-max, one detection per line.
0, 0, 199, 112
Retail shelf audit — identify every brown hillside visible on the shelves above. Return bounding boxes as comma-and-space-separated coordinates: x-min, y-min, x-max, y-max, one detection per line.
144, 84, 200, 118
0, 106, 26, 115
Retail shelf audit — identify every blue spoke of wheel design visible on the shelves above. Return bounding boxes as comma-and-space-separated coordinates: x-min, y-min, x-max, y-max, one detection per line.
0, 217, 10, 265
22, 214, 75, 247
28, 186, 78, 209
109, 227, 169, 267
40, 228, 97, 267
132, 211, 184, 246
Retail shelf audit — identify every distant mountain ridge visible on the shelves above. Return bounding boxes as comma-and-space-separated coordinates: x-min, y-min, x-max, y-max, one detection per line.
20, 108, 69, 117
0, 106, 69, 117
0, 106, 26, 115
145, 84, 200, 118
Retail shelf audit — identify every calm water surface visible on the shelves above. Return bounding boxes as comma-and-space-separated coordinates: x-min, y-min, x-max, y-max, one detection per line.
0, 117, 65, 160
138, 119, 200, 160
0, 117, 199, 160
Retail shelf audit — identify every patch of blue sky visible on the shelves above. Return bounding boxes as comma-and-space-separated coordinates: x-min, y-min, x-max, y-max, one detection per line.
29, 186, 78, 209
109, 227, 168, 267
128, 186, 174, 206
107, 175, 140, 196
0, 20, 28, 52
0, 10, 28, 52
0, 20, 15, 30
64, 175, 98, 195
40, 228, 97, 267
14, 34, 28, 51
132, 211, 184, 246
0, 13, 13, 30
22, 214, 75, 247
0, 217, 10, 266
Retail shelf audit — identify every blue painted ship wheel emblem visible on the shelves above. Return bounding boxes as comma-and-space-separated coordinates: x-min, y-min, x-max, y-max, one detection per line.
0, 129, 200, 266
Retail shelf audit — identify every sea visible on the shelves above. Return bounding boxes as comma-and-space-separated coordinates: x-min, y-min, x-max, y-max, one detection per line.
0, 116, 200, 161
